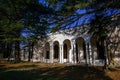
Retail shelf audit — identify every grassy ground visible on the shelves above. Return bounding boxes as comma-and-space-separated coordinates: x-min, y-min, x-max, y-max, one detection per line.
0, 62, 120, 80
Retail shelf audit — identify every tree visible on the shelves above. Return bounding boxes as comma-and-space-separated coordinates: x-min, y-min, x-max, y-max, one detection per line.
45, 0, 120, 68
45, 0, 120, 27
0, 0, 54, 62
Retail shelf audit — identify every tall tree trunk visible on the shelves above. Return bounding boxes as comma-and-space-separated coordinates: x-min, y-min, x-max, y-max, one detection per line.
7, 42, 10, 61
0, 42, 5, 62
104, 38, 109, 70
14, 41, 20, 63
28, 42, 34, 62
31, 42, 34, 59
28, 42, 31, 62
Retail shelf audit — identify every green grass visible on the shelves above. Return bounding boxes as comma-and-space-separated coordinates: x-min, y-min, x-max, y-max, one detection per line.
0, 63, 120, 80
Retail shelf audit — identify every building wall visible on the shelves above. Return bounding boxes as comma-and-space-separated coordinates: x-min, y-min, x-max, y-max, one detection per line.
20, 26, 120, 66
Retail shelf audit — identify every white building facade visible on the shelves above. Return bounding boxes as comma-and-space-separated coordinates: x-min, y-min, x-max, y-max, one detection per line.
40, 25, 120, 66
20, 25, 120, 66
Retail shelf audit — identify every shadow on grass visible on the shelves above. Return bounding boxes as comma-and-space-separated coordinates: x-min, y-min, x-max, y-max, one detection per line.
0, 64, 112, 80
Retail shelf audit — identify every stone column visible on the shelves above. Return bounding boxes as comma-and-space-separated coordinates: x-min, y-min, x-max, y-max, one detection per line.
60, 44, 63, 63
73, 40, 76, 64
59, 44, 61, 63
70, 41, 74, 63
50, 44, 53, 63
69, 40, 73, 63
88, 42, 92, 64
43, 44, 46, 63
85, 42, 89, 65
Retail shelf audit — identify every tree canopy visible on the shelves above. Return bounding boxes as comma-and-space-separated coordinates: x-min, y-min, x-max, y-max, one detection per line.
0, 0, 120, 42
0, 0, 55, 43
0, 0, 120, 64
0, 0, 55, 62
45, 0, 120, 29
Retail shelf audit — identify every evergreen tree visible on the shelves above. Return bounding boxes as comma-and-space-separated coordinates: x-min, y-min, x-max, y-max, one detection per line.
0, 0, 54, 62
46, 0, 120, 68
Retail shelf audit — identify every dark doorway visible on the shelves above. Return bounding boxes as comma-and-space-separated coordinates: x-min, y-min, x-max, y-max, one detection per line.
64, 44, 67, 59
54, 44, 59, 59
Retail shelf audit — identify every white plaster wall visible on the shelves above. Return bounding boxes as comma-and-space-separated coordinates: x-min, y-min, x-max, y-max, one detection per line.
48, 32, 74, 44
38, 25, 120, 66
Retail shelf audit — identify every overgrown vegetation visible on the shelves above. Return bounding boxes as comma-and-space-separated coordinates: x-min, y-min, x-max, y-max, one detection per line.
0, 0, 120, 69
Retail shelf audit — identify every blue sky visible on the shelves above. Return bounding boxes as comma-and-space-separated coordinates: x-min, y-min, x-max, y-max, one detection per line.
61, 8, 120, 29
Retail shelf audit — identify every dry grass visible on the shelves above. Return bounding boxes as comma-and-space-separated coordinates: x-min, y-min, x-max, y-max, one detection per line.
0, 62, 120, 80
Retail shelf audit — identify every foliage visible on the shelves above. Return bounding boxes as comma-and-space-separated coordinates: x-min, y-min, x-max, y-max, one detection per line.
0, 0, 54, 42
0, 0, 54, 62
45, 0, 120, 28
0, 0, 120, 64
45, 0, 120, 67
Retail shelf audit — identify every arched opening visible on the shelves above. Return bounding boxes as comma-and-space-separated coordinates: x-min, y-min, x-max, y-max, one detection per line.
64, 43, 67, 59
45, 42, 50, 59
75, 37, 86, 63
46, 51, 50, 59
54, 44, 59, 59
91, 35, 105, 59
63, 39, 71, 63
53, 41, 59, 62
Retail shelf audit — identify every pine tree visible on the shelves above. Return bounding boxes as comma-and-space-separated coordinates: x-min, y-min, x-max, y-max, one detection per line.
0, 0, 54, 62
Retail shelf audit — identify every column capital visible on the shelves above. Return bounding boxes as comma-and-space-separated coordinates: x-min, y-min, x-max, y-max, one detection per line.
50, 42, 53, 46
60, 44, 63, 46
84, 36, 91, 43
72, 39, 76, 43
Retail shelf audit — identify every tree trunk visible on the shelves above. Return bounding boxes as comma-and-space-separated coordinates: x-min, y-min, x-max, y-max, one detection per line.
28, 42, 31, 62
28, 42, 34, 62
14, 41, 20, 63
104, 39, 109, 70
7, 42, 12, 62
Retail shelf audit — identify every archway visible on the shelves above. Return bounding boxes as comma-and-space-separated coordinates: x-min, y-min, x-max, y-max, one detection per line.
75, 37, 86, 63
45, 42, 50, 59
91, 35, 105, 60
63, 39, 71, 63
53, 41, 59, 62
